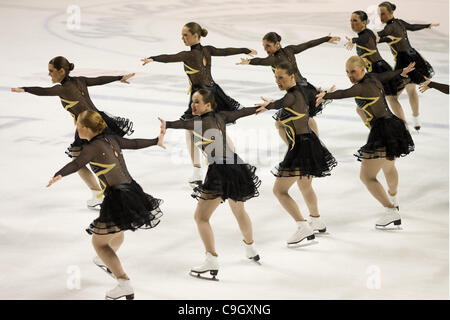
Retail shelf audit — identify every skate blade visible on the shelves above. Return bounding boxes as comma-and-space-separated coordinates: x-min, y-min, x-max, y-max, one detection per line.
105, 293, 134, 300
87, 205, 101, 211
189, 181, 202, 189
189, 271, 219, 281
313, 229, 329, 235
287, 235, 318, 248
248, 255, 262, 265
375, 219, 402, 230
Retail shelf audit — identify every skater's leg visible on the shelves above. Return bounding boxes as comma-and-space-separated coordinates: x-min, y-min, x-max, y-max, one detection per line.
308, 118, 319, 137
360, 159, 395, 208
381, 159, 399, 197
275, 120, 289, 145
186, 130, 201, 168
92, 232, 129, 280
109, 231, 124, 252
273, 177, 306, 221
405, 83, 419, 117
77, 166, 101, 191
194, 197, 222, 256
297, 176, 319, 217
228, 200, 253, 244
386, 94, 407, 122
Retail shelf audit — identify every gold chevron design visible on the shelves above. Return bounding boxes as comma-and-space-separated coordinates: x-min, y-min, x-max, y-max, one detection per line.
355, 96, 380, 128
60, 98, 79, 125
356, 44, 377, 72
280, 107, 306, 150
386, 36, 402, 60
89, 161, 116, 198
184, 63, 200, 94
192, 131, 215, 165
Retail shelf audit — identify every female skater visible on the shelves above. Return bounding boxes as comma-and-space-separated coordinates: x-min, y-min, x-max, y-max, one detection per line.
12, 56, 135, 209
316, 56, 415, 228
345, 10, 407, 124
47, 110, 165, 300
158, 89, 260, 280
255, 62, 337, 245
377, 1, 439, 130
142, 22, 256, 187
237, 32, 340, 140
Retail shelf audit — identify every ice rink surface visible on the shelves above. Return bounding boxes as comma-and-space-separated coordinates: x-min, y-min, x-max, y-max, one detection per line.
0, 0, 448, 299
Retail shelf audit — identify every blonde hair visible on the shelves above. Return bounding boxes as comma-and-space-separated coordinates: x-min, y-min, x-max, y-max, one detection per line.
346, 56, 366, 69
78, 110, 107, 134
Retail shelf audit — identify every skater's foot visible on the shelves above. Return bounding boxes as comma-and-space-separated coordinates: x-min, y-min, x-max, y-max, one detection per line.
309, 216, 327, 233
287, 221, 315, 245
87, 190, 103, 210
243, 241, 260, 262
189, 167, 203, 188
93, 256, 115, 279
387, 191, 399, 210
190, 252, 219, 280
105, 278, 134, 300
412, 115, 421, 131
375, 207, 401, 228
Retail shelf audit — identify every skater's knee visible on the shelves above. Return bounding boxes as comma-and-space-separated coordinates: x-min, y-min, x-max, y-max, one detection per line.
194, 211, 210, 224
360, 172, 376, 185
273, 186, 288, 198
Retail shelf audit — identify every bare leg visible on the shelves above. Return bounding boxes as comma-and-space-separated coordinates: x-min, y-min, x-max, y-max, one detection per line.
297, 176, 319, 217
77, 166, 101, 191
186, 130, 201, 168
194, 197, 222, 255
405, 83, 419, 117
381, 159, 398, 197
275, 120, 289, 145
92, 232, 129, 280
386, 94, 407, 122
110, 232, 124, 252
308, 118, 319, 137
228, 200, 253, 244
360, 159, 395, 208
273, 177, 306, 221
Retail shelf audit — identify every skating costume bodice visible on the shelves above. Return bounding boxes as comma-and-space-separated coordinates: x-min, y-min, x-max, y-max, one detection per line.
266, 86, 310, 148
378, 18, 430, 60
150, 44, 251, 93
323, 71, 402, 127
352, 29, 384, 72
166, 107, 258, 164
249, 36, 331, 84
54, 134, 158, 197
23, 76, 123, 124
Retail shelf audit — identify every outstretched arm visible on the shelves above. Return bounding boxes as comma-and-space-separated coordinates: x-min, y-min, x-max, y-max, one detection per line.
419, 77, 449, 94
400, 19, 436, 31
161, 117, 195, 131
286, 35, 335, 54
50, 145, 94, 182
81, 75, 126, 86
114, 134, 165, 150
246, 55, 277, 66
220, 107, 259, 123
14, 85, 65, 96
375, 62, 415, 82
144, 51, 190, 64
207, 46, 255, 57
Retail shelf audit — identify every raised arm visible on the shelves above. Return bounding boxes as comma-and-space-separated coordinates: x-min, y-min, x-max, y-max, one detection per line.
20, 85, 66, 96
220, 107, 259, 124
81, 75, 123, 86
399, 19, 431, 31
148, 51, 190, 63
286, 36, 332, 54
206, 46, 253, 56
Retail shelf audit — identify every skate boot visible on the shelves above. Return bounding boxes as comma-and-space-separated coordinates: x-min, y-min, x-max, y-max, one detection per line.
375, 207, 401, 228
188, 167, 203, 188
243, 241, 260, 262
190, 252, 219, 281
412, 115, 421, 131
309, 216, 327, 233
105, 278, 134, 300
287, 221, 315, 245
87, 190, 103, 210
388, 192, 399, 210
93, 256, 115, 279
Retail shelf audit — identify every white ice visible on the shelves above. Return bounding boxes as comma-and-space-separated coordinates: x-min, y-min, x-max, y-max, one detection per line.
0, 0, 448, 300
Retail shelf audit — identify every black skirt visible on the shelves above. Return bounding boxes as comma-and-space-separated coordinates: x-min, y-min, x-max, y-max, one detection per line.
181, 82, 241, 120
355, 115, 414, 161
395, 48, 434, 84
371, 60, 405, 96
66, 111, 134, 157
86, 180, 163, 235
192, 155, 261, 202
296, 82, 326, 118
272, 132, 337, 178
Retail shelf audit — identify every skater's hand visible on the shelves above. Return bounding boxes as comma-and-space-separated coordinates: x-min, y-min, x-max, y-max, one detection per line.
255, 106, 268, 114
157, 132, 166, 149
428, 23, 440, 29
344, 36, 354, 50
158, 117, 166, 134
400, 62, 415, 78
47, 175, 62, 187
254, 97, 273, 108
315, 89, 327, 107
11, 88, 24, 93
236, 58, 250, 65
247, 49, 257, 57
141, 58, 153, 66
418, 76, 432, 93
328, 33, 341, 44
120, 73, 135, 84
387, 35, 397, 41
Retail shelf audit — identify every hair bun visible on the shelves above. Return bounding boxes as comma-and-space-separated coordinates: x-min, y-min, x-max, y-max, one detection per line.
69, 63, 75, 71
391, 3, 396, 10
276, 33, 282, 42
201, 28, 208, 37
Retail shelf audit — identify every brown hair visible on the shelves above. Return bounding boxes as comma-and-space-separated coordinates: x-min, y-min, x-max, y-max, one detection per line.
78, 110, 107, 134
379, 2, 396, 12
49, 56, 74, 76
185, 22, 208, 38
275, 61, 296, 75
195, 89, 217, 110
263, 32, 282, 44
346, 56, 366, 69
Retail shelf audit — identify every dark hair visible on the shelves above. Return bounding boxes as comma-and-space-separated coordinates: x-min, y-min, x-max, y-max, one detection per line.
275, 61, 296, 76
353, 10, 370, 23
185, 22, 208, 38
378, 2, 396, 12
49, 56, 74, 76
195, 89, 217, 110
263, 32, 282, 44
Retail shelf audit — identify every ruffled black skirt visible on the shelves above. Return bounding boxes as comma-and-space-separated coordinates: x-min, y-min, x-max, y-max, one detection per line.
395, 48, 434, 84
192, 155, 261, 202
296, 82, 326, 117
371, 60, 405, 96
355, 115, 414, 161
66, 111, 134, 157
86, 180, 163, 235
182, 82, 241, 120
272, 132, 337, 178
